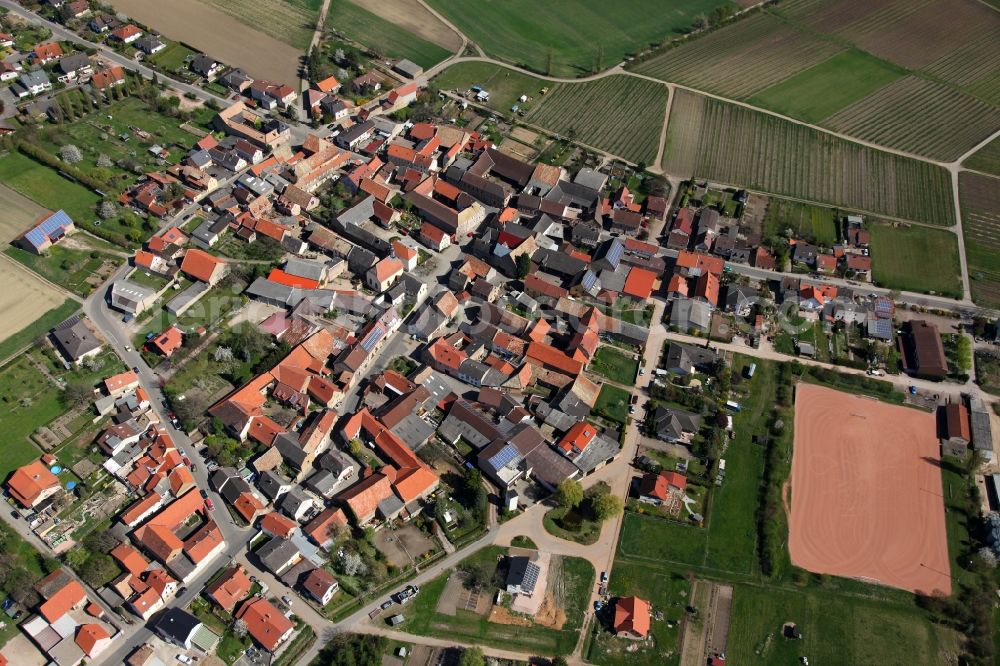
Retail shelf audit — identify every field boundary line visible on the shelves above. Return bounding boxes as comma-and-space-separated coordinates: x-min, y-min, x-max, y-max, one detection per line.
0, 253, 82, 303
653, 83, 674, 169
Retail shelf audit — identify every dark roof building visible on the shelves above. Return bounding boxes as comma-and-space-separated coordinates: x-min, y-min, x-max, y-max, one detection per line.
901, 320, 947, 378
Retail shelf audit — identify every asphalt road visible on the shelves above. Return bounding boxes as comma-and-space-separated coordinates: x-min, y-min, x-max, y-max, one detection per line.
0, 0, 227, 107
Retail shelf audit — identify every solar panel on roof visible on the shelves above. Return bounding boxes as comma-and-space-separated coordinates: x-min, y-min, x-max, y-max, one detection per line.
606, 239, 623, 267
582, 270, 597, 291
521, 562, 540, 594
25, 210, 72, 248
360, 325, 385, 352
488, 444, 520, 471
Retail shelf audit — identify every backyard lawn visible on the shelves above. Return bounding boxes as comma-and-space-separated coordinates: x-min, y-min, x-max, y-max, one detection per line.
5, 245, 121, 298
592, 385, 631, 424
435, 61, 548, 114
401, 546, 593, 656
147, 41, 198, 71
590, 346, 638, 384
763, 198, 839, 246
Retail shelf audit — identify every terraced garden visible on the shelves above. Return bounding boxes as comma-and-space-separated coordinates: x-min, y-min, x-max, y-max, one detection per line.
824, 77, 1000, 161
959, 172, 1000, 307
525, 75, 667, 164
662, 90, 956, 226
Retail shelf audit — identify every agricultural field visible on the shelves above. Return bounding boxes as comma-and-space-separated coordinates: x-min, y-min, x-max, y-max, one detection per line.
867, 223, 962, 297
194, 0, 319, 49
0, 183, 49, 244
824, 77, 1000, 161
0, 257, 69, 349
0, 299, 78, 363
661, 90, 955, 226
426, 0, 734, 77
959, 172, 1000, 307
346, 0, 462, 52
632, 0, 1000, 154
763, 198, 839, 246
434, 62, 548, 115
525, 75, 666, 164
963, 136, 1000, 177
747, 50, 904, 124
0, 152, 100, 230
326, 0, 452, 69
630, 13, 845, 99
110, 0, 303, 84
727, 584, 959, 664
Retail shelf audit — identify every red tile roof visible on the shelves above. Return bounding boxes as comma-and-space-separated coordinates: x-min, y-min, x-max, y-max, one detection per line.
76, 623, 110, 657
558, 422, 597, 454
525, 341, 583, 376
260, 512, 297, 539
180, 248, 225, 282
205, 565, 252, 612
614, 596, 651, 637
111, 543, 149, 577
151, 326, 183, 357
38, 576, 86, 622
6, 460, 59, 508
676, 250, 724, 275
233, 492, 267, 523
623, 267, 657, 299
236, 597, 294, 651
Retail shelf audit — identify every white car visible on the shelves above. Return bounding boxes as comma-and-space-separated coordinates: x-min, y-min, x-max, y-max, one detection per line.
176, 656, 193, 665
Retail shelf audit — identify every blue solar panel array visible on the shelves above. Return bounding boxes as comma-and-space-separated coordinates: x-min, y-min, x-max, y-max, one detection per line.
582, 270, 597, 291
24, 210, 72, 250
360, 324, 385, 352
488, 443, 519, 471
605, 239, 623, 268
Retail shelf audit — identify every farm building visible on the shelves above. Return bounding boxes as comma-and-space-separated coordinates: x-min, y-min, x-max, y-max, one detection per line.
899, 320, 948, 379
18, 209, 74, 254
613, 596, 650, 639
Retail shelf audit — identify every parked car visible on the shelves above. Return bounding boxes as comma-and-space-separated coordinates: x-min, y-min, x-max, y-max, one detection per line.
200, 490, 208, 499
380, 600, 393, 610
176, 656, 193, 665
281, 595, 293, 606
600, 571, 608, 584
205, 498, 215, 511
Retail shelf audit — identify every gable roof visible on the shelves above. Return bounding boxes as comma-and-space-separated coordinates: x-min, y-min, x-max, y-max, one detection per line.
180, 248, 225, 282
236, 597, 294, 651
614, 596, 651, 637
6, 460, 59, 507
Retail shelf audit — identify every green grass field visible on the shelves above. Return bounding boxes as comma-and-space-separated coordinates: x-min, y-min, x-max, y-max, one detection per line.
593, 385, 631, 425
402, 546, 593, 655
435, 61, 548, 114
0, 151, 100, 225
763, 198, 840, 245
590, 346, 639, 385
748, 50, 904, 123
5, 246, 118, 298
868, 223, 962, 297
728, 584, 958, 664
148, 41, 198, 71
964, 135, 1000, 177
426, 0, 733, 77
525, 75, 667, 164
589, 560, 690, 666
326, 0, 452, 69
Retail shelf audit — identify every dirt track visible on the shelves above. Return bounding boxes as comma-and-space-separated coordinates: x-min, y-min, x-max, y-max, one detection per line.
789, 383, 952, 596
110, 0, 302, 84
348, 0, 462, 51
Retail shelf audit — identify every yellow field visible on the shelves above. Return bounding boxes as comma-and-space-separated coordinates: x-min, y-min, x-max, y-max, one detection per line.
0, 256, 66, 344
0, 183, 48, 244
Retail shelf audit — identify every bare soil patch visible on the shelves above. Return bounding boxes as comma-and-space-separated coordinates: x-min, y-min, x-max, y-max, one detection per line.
0, 256, 66, 344
789, 383, 951, 595
347, 0, 462, 51
0, 183, 48, 244
110, 0, 303, 84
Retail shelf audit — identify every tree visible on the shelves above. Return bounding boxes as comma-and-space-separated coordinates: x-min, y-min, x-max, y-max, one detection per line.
340, 551, 368, 577
516, 252, 532, 279
592, 492, 623, 521
555, 478, 584, 509
552, 657, 570, 666
956, 334, 972, 373
62, 379, 93, 407
458, 647, 485, 666
59, 144, 83, 164
98, 200, 117, 219
80, 553, 119, 588
232, 618, 248, 638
